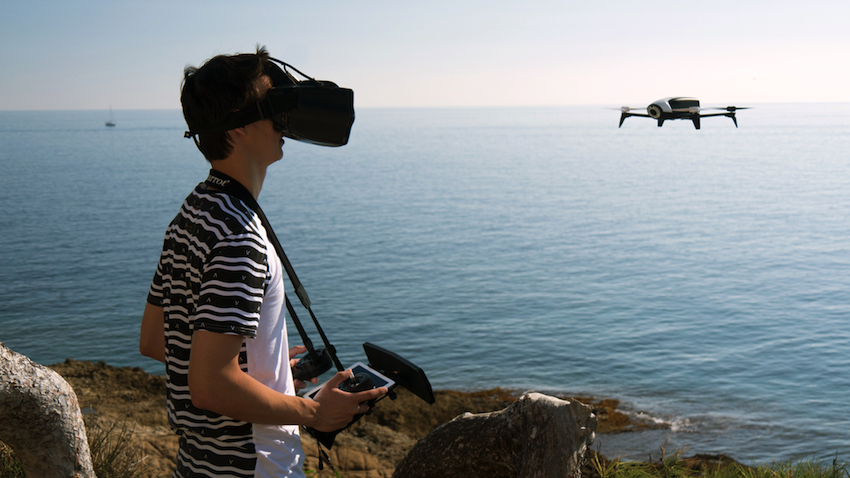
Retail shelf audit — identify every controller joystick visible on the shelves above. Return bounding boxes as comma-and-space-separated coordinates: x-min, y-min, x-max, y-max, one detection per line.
339, 373, 374, 393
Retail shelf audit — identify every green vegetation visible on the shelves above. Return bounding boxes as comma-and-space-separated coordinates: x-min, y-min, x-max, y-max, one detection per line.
0, 445, 23, 478
590, 448, 849, 478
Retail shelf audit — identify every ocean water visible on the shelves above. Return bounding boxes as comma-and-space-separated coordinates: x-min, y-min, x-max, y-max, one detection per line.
1, 104, 849, 464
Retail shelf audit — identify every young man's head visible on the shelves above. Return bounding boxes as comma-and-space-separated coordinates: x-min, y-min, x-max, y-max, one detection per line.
181, 46, 272, 161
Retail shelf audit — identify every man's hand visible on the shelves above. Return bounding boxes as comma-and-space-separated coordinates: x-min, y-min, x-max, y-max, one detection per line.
310, 369, 388, 432
288, 345, 318, 391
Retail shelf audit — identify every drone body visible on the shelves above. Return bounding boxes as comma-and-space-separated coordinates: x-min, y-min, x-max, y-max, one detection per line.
618, 97, 748, 129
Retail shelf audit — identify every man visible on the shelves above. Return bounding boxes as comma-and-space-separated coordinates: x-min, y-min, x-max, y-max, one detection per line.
139, 46, 386, 478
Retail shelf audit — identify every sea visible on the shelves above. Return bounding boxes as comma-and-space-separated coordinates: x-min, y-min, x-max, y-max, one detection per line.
1, 104, 849, 465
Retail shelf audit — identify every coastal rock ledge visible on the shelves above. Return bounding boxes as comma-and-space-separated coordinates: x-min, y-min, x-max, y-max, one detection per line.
1, 349, 671, 477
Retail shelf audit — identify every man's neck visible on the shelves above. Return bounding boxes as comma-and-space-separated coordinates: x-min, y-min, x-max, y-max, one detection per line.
209, 159, 267, 200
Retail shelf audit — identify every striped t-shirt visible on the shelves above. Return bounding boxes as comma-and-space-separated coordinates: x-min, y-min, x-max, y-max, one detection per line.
148, 184, 305, 477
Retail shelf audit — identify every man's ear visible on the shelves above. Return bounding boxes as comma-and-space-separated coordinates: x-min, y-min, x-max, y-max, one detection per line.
228, 126, 249, 138
226, 127, 249, 149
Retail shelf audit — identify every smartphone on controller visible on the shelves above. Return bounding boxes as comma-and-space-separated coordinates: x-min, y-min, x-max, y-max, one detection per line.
303, 361, 395, 400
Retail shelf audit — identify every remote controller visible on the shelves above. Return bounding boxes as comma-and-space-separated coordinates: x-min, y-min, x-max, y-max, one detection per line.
303, 362, 395, 400
292, 348, 333, 382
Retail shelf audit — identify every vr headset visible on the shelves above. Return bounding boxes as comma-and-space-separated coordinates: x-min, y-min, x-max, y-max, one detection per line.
184, 57, 354, 147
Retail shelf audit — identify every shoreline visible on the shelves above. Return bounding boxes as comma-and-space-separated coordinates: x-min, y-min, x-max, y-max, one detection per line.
43, 359, 691, 477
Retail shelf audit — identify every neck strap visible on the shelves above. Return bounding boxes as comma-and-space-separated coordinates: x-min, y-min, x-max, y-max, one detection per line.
205, 170, 308, 302
204, 169, 343, 371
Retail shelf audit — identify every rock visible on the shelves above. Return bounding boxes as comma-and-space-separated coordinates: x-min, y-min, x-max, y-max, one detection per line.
392, 392, 597, 478
0, 342, 95, 478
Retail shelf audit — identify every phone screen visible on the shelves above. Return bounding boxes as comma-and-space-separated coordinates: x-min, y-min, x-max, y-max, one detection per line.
303, 361, 395, 399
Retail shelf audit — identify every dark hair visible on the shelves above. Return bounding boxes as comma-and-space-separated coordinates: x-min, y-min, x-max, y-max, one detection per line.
181, 45, 271, 161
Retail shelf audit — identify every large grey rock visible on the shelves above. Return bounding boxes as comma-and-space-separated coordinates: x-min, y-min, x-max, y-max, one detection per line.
0, 342, 94, 478
393, 392, 596, 478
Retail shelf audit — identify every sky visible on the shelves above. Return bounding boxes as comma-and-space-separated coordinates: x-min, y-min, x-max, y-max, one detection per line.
2, 0, 849, 110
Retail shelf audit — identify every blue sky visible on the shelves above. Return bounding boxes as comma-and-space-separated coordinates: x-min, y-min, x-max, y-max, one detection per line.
2, 0, 848, 110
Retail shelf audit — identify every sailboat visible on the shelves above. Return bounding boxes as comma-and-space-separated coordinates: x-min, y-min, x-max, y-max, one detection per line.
105, 105, 116, 127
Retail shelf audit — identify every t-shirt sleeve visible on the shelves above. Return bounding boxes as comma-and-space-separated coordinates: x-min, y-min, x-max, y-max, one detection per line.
147, 258, 166, 307
193, 233, 268, 338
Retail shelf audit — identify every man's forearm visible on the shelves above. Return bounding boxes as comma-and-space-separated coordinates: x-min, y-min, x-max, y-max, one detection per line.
188, 330, 386, 432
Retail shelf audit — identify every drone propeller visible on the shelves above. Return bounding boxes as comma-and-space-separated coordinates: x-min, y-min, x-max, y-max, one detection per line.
705, 106, 752, 112
606, 106, 645, 114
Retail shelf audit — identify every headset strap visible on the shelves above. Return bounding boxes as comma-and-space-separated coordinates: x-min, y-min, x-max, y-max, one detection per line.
184, 57, 301, 138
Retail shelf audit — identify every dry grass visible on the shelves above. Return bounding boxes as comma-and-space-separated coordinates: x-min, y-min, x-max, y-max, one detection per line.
0, 415, 155, 478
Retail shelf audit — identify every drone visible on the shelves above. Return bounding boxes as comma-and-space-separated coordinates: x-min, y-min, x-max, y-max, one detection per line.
617, 97, 750, 129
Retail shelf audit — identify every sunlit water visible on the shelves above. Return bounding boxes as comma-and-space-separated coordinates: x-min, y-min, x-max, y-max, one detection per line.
1, 104, 848, 464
